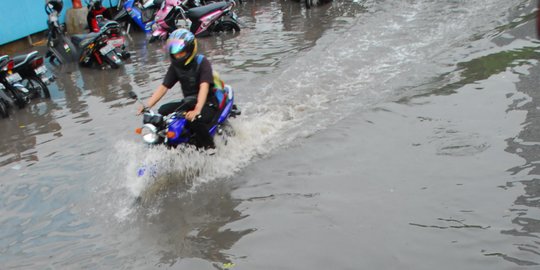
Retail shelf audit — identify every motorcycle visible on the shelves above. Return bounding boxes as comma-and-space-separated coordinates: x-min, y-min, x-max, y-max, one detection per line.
46, 1, 130, 68
11, 51, 55, 99
113, 0, 163, 34
148, 0, 183, 42
150, 0, 240, 41
129, 84, 241, 148
0, 83, 10, 118
71, 20, 131, 69
45, 3, 79, 64
182, 0, 240, 37
0, 55, 48, 114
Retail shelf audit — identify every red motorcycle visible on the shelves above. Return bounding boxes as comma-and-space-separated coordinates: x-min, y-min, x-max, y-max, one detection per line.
87, 0, 113, 32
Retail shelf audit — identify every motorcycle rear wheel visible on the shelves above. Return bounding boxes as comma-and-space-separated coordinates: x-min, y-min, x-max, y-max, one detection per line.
6, 86, 29, 109
214, 20, 240, 34
21, 76, 51, 99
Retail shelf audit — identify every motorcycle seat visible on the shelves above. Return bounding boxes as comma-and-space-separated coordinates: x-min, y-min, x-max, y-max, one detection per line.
186, 1, 229, 20
71, 33, 99, 48
12, 51, 39, 69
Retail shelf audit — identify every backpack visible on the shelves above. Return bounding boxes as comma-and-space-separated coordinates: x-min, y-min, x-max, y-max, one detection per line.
196, 55, 228, 110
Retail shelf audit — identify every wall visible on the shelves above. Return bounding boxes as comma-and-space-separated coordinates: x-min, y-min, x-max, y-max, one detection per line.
0, 0, 120, 45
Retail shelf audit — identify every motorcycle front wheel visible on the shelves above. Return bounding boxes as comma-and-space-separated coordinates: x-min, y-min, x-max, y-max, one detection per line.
0, 98, 8, 118
21, 76, 51, 99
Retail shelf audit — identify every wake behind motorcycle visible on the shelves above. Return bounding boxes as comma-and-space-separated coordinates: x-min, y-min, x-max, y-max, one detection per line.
129, 84, 240, 148
150, 0, 240, 41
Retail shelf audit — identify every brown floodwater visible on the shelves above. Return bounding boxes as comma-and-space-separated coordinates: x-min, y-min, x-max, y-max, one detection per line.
0, 0, 539, 269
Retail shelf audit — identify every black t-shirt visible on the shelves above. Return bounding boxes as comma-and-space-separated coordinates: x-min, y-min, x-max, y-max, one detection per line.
162, 55, 213, 98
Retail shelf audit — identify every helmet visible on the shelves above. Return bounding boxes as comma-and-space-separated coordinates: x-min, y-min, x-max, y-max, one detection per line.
46, 0, 63, 13
166, 29, 198, 67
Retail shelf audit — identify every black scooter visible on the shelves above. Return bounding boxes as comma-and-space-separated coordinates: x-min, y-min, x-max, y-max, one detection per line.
11, 51, 55, 99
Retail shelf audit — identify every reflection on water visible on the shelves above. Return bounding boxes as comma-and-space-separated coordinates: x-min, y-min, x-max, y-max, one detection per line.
132, 180, 254, 267
0, 96, 62, 167
503, 62, 540, 266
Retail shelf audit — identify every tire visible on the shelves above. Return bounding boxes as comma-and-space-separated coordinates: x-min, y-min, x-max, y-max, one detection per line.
305, 0, 316, 8
21, 76, 50, 99
213, 19, 240, 34
5, 84, 29, 109
0, 98, 8, 118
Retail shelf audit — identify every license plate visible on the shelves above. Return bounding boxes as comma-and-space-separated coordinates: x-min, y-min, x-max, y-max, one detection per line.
35, 66, 47, 75
6, 73, 22, 84
99, 44, 115, 55
108, 37, 124, 48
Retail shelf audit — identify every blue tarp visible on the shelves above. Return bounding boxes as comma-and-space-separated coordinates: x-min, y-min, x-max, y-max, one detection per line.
0, 0, 120, 45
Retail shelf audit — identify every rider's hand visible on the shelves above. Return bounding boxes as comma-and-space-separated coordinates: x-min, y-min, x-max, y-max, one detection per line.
185, 109, 201, 121
136, 105, 146, 115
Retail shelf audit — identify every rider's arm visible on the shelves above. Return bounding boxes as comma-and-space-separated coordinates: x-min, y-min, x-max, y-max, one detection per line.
146, 84, 169, 109
137, 84, 168, 114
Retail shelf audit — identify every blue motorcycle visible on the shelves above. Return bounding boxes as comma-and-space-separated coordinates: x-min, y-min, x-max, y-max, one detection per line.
113, 0, 163, 34
130, 85, 240, 148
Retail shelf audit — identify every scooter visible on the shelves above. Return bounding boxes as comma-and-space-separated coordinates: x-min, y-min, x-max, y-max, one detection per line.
150, 0, 240, 41
45, 3, 79, 64
71, 20, 131, 69
113, 0, 163, 34
148, 0, 184, 42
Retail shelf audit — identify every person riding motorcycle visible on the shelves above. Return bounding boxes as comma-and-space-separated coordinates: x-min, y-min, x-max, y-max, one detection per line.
137, 29, 218, 149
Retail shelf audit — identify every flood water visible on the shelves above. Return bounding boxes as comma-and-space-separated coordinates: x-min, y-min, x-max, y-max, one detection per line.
1, 0, 539, 269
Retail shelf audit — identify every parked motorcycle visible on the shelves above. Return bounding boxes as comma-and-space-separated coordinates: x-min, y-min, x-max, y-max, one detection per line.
0, 83, 10, 118
129, 84, 240, 148
11, 51, 55, 99
72, 21, 131, 69
45, 1, 79, 64
113, 0, 163, 34
0, 55, 50, 114
46, 0, 130, 69
150, 0, 240, 41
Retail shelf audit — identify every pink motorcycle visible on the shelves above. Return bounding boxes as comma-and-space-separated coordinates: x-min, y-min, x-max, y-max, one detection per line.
149, 0, 240, 42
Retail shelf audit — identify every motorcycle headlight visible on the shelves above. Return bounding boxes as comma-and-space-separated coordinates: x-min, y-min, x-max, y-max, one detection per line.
141, 124, 160, 144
